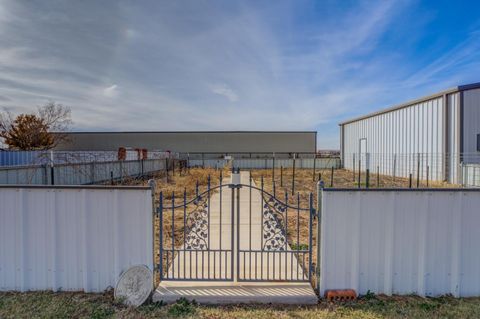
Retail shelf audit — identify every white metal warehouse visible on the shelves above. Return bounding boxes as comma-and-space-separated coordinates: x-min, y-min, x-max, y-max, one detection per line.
339, 82, 480, 185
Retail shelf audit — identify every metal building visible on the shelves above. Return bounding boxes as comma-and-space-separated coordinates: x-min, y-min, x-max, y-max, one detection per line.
339, 82, 480, 184
55, 131, 317, 158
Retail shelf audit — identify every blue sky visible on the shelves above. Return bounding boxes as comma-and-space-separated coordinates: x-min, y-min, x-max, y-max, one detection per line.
1, 0, 480, 149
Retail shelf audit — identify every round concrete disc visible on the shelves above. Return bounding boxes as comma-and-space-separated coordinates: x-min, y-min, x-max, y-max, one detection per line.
114, 265, 153, 307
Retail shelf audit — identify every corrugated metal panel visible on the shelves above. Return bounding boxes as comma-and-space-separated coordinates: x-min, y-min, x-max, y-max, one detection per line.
188, 159, 229, 168
0, 159, 166, 185
0, 186, 153, 292
319, 190, 480, 297
448, 93, 460, 183
0, 151, 149, 167
187, 158, 341, 169
462, 164, 480, 187
462, 88, 480, 164
342, 96, 447, 182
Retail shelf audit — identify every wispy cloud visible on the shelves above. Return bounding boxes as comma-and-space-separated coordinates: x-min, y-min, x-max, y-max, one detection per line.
0, 0, 479, 148
103, 84, 119, 98
209, 83, 238, 102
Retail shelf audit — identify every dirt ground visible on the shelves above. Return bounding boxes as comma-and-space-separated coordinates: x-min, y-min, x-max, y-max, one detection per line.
116, 166, 455, 286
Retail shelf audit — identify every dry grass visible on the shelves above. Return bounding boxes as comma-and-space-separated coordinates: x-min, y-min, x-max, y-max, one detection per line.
250, 168, 457, 287
113, 167, 457, 286
2, 290, 480, 318
120, 167, 230, 284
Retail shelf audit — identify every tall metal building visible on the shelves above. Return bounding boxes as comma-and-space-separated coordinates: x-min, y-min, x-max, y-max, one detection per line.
339, 82, 480, 184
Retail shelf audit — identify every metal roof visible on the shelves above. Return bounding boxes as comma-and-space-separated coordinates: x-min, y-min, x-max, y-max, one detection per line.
339, 82, 480, 126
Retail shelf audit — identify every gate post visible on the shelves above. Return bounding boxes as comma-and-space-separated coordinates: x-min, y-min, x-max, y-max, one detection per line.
148, 179, 157, 288
316, 180, 324, 294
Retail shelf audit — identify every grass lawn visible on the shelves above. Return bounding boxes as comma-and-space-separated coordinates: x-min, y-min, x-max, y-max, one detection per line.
1, 291, 480, 318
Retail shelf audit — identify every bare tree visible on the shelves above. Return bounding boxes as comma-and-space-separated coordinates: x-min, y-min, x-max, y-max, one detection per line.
0, 102, 72, 150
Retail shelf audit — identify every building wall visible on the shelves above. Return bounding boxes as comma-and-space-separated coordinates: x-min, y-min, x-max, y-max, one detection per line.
447, 93, 460, 183
342, 96, 446, 181
55, 131, 317, 155
463, 88, 480, 164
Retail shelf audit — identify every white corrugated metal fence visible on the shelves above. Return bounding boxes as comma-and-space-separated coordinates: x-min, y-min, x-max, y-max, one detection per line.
319, 189, 480, 297
0, 186, 153, 292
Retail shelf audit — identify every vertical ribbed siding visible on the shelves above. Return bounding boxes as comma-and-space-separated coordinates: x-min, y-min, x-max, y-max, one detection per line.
342, 96, 447, 181
0, 187, 153, 292
448, 93, 460, 183
462, 88, 480, 164
320, 190, 480, 297
0, 159, 165, 185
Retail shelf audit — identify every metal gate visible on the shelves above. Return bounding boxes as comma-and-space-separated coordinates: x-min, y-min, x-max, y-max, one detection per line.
158, 170, 314, 282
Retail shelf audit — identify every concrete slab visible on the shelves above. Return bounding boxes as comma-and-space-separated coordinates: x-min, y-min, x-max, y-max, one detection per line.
153, 281, 318, 305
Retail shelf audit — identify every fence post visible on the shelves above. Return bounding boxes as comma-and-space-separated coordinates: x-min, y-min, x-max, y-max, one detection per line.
313, 155, 316, 181
280, 166, 283, 187
366, 169, 370, 188
416, 153, 421, 188
316, 180, 324, 293
426, 166, 430, 188
409, 173, 412, 188
292, 155, 296, 195
393, 154, 397, 182
91, 161, 96, 184
352, 153, 356, 182
377, 166, 380, 187
330, 166, 334, 187
357, 160, 361, 188
202, 153, 205, 169
272, 153, 275, 184
43, 164, 49, 185
358, 158, 361, 185
148, 179, 157, 288
165, 158, 168, 183
158, 191, 163, 282
49, 150, 55, 185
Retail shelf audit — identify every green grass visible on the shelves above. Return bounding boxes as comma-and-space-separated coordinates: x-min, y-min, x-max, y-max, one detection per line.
1, 291, 480, 318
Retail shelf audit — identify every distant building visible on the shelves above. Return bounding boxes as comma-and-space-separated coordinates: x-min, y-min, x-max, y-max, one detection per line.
56, 131, 317, 159
339, 82, 480, 184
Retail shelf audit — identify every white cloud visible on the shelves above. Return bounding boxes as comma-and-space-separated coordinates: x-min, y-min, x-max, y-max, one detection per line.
209, 83, 238, 102
103, 84, 118, 98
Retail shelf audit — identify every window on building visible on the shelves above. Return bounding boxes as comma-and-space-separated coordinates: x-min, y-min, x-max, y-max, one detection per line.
477, 134, 480, 152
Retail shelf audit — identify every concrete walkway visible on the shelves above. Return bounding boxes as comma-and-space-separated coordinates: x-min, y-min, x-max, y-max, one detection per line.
153, 171, 317, 304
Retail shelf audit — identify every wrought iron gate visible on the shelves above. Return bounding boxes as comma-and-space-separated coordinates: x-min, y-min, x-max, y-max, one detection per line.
158, 171, 314, 282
